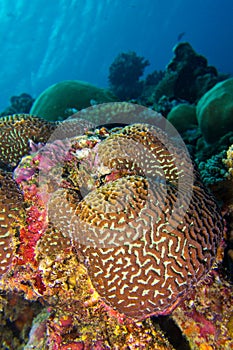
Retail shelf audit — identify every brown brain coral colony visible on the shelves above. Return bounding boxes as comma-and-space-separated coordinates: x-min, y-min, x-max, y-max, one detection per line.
68, 123, 223, 320
0, 105, 223, 328
43, 119, 223, 320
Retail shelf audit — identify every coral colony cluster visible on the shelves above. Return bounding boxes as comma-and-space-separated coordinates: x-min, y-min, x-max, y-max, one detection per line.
108, 52, 149, 100
0, 43, 233, 349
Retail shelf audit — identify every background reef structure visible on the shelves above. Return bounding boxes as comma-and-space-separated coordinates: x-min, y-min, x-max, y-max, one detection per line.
0, 103, 225, 347
108, 52, 150, 100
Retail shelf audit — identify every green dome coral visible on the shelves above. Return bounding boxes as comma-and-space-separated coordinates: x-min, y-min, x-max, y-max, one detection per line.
30, 80, 117, 121
196, 78, 233, 143
167, 104, 197, 133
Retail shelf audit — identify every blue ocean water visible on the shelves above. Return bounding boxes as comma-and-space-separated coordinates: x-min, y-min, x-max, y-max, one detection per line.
0, 0, 232, 110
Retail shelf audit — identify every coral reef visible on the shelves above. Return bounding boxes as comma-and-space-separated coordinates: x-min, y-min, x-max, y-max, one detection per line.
0, 293, 42, 349
0, 103, 231, 349
137, 69, 165, 106
0, 93, 34, 117
166, 103, 197, 134
154, 96, 187, 118
197, 150, 233, 217
221, 146, 233, 283
30, 80, 117, 121
171, 269, 233, 350
223, 144, 233, 178
0, 170, 25, 275
0, 118, 178, 348
0, 114, 56, 170
195, 131, 233, 164
198, 151, 228, 187
68, 101, 165, 128
108, 51, 149, 100
197, 78, 233, 143
41, 120, 222, 320
152, 42, 225, 105
145, 70, 165, 87
196, 144, 233, 289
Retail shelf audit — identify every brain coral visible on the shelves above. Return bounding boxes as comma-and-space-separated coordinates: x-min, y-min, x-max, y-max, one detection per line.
0, 170, 24, 275
30, 80, 117, 121
76, 125, 222, 319
196, 78, 233, 143
67, 101, 166, 128
38, 107, 223, 320
0, 102, 224, 324
0, 114, 56, 169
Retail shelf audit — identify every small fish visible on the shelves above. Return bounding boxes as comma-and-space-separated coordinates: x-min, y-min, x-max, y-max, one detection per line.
177, 32, 186, 41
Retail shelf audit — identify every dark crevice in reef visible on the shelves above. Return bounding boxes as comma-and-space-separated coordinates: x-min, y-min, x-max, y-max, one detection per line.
0, 293, 43, 350
223, 245, 233, 284
152, 315, 191, 350
221, 213, 233, 284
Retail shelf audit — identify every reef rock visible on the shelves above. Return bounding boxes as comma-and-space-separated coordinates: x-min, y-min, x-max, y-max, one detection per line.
153, 42, 221, 104
108, 51, 149, 100
0, 93, 34, 117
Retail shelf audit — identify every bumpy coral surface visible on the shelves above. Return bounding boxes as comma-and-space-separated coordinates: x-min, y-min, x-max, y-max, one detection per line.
172, 269, 233, 350
223, 144, 233, 178
0, 103, 231, 349
0, 170, 25, 275
0, 114, 56, 169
